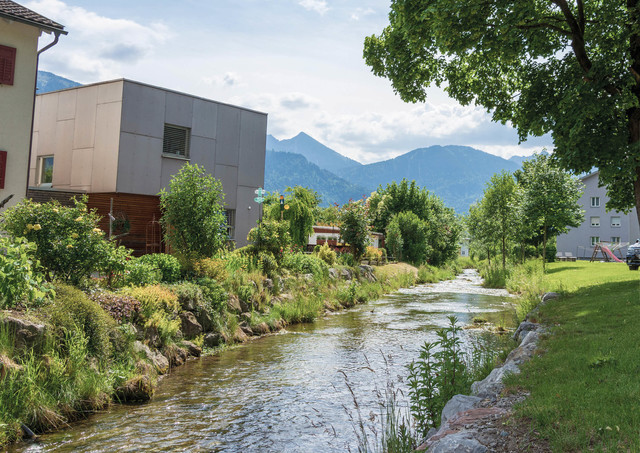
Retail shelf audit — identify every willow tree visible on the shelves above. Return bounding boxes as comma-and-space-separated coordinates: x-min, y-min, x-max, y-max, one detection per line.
364, 0, 640, 228
264, 186, 320, 248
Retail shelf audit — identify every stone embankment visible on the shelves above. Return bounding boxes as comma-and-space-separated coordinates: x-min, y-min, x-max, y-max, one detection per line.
418, 292, 559, 453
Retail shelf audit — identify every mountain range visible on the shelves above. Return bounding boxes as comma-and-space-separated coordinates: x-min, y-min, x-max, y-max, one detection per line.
36, 71, 81, 93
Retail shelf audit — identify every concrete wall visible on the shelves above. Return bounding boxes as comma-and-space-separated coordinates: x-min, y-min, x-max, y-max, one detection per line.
30, 80, 123, 192
118, 80, 267, 246
556, 172, 640, 259
0, 20, 40, 210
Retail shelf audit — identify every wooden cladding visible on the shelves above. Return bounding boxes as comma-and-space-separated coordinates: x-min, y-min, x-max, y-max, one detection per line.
87, 193, 164, 256
0, 45, 16, 85
0, 151, 6, 189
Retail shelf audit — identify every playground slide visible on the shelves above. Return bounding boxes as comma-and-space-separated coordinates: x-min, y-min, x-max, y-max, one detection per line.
601, 246, 623, 263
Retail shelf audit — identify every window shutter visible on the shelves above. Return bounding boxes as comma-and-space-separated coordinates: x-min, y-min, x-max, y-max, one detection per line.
163, 124, 190, 157
0, 151, 7, 189
0, 45, 16, 86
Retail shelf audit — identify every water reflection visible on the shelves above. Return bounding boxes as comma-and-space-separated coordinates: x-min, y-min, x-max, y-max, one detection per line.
14, 270, 514, 452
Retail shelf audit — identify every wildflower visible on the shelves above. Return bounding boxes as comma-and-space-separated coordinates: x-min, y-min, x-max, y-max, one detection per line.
23, 230, 27, 235
26, 224, 33, 230
71, 233, 79, 239
66, 244, 74, 248
75, 216, 83, 222
92, 228, 103, 234
32, 224, 42, 231
52, 208, 59, 213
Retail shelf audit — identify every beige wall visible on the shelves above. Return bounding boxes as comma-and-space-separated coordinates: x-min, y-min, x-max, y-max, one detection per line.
30, 80, 123, 192
0, 19, 41, 210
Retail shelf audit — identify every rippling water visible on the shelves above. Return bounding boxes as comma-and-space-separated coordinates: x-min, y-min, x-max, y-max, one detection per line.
13, 270, 515, 452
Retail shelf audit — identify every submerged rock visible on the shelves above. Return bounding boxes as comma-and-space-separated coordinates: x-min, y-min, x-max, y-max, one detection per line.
114, 375, 154, 402
182, 340, 202, 357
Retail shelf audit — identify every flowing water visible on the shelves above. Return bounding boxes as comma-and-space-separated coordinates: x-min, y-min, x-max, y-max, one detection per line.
14, 270, 514, 452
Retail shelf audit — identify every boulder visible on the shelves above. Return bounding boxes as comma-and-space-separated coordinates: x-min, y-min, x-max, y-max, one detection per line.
204, 332, 223, 348
272, 319, 285, 331
471, 361, 520, 398
358, 265, 377, 282
263, 278, 274, 291
196, 310, 213, 333
240, 312, 252, 322
182, 340, 202, 357
541, 292, 560, 303
133, 341, 169, 374
180, 311, 203, 339
163, 344, 189, 367
328, 268, 339, 280
240, 325, 254, 336
0, 354, 22, 380
114, 375, 154, 402
512, 321, 537, 342
143, 326, 161, 349
233, 326, 249, 343
1, 316, 46, 351
227, 295, 242, 313
440, 394, 482, 426
428, 432, 487, 453
340, 268, 354, 281
253, 322, 270, 335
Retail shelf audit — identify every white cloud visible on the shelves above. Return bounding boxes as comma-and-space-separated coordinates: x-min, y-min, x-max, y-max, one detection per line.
350, 7, 375, 21
203, 72, 240, 87
468, 144, 550, 159
26, 0, 169, 81
298, 0, 329, 15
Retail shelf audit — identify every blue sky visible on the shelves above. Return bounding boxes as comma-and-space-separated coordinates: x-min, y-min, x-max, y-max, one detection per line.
28, 0, 553, 163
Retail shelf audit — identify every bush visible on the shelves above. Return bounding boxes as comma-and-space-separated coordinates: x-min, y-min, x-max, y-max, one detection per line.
144, 311, 181, 346
364, 246, 383, 262
193, 257, 229, 281
338, 252, 357, 267
282, 252, 329, 280
257, 251, 278, 279
124, 285, 180, 321
195, 278, 228, 313
317, 243, 337, 265
88, 291, 140, 323
0, 236, 52, 308
247, 218, 292, 258
0, 197, 126, 285
170, 281, 205, 311
137, 253, 181, 283
123, 259, 162, 287
45, 284, 117, 361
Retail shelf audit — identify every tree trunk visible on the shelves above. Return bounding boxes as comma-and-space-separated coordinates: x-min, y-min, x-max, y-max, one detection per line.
542, 225, 548, 272
502, 236, 507, 270
635, 166, 640, 232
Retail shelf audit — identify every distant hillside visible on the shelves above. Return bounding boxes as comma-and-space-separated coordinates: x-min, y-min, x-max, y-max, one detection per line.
509, 150, 549, 165
267, 132, 362, 175
336, 145, 521, 214
36, 71, 81, 93
265, 150, 369, 206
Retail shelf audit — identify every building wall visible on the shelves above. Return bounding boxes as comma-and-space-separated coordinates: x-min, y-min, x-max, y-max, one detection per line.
30, 80, 123, 192
0, 20, 40, 209
556, 172, 640, 258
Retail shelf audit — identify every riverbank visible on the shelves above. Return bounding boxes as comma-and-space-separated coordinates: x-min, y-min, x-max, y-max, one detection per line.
424, 260, 639, 451
1, 259, 462, 447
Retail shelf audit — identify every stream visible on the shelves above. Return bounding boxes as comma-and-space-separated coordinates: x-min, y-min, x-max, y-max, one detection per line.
13, 270, 514, 452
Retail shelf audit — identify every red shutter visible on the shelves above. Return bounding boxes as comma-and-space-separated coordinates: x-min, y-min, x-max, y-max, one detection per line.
0, 151, 7, 189
0, 45, 16, 85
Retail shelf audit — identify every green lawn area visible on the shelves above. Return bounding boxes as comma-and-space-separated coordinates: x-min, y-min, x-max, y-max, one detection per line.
506, 261, 640, 451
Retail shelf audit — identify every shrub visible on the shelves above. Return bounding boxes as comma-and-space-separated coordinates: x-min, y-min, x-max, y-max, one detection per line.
196, 278, 228, 313
0, 236, 52, 308
88, 291, 140, 323
339, 199, 370, 260
0, 197, 126, 285
364, 246, 383, 262
282, 252, 329, 280
123, 259, 162, 287
124, 285, 180, 321
257, 251, 279, 279
138, 253, 181, 283
170, 281, 205, 311
247, 218, 292, 257
317, 243, 337, 265
338, 252, 356, 267
45, 284, 117, 360
145, 311, 181, 346
193, 257, 229, 281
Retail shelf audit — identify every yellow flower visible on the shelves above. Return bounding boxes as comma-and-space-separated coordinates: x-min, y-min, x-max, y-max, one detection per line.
70, 233, 79, 239
66, 244, 74, 248
92, 228, 103, 234
23, 230, 27, 235
26, 224, 33, 230
75, 216, 83, 222
32, 224, 42, 231
52, 208, 59, 213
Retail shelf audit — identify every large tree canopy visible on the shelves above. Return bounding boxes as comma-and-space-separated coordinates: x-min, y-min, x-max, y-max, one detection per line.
364, 0, 640, 228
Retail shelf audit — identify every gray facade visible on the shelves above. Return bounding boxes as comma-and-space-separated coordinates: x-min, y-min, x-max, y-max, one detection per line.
556, 172, 640, 259
30, 79, 267, 247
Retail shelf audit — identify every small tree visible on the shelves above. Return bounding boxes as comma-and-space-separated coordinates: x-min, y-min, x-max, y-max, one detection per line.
385, 219, 404, 261
159, 163, 227, 259
516, 155, 584, 269
339, 200, 370, 260
264, 186, 319, 248
482, 171, 517, 269
388, 211, 429, 265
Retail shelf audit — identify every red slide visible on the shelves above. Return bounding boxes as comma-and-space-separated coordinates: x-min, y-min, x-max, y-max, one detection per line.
601, 246, 623, 263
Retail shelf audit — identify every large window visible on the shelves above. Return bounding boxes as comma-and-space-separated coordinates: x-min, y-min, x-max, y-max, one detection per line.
590, 216, 600, 227
38, 156, 54, 186
590, 236, 600, 246
162, 124, 190, 158
590, 197, 600, 208
611, 216, 621, 227
611, 237, 621, 244
224, 209, 235, 240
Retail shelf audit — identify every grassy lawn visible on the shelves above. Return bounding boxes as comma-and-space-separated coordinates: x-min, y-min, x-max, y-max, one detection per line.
506, 261, 640, 451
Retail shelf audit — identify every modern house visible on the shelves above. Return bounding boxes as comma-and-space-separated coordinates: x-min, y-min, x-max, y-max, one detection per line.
29, 79, 267, 252
0, 0, 66, 210
556, 171, 640, 259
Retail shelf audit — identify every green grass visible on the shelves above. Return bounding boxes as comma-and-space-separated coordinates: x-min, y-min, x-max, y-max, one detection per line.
505, 261, 640, 451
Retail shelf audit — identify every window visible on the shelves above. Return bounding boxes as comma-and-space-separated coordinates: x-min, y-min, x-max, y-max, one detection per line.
38, 156, 54, 186
590, 216, 600, 227
611, 216, 621, 227
611, 237, 621, 244
224, 209, 235, 239
162, 124, 190, 158
590, 236, 600, 246
0, 45, 16, 85
590, 197, 600, 208
0, 151, 6, 189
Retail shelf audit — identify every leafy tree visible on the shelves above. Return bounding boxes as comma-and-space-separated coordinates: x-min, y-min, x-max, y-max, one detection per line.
364, 0, 640, 229
388, 211, 429, 265
482, 171, 517, 269
247, 218, 292, 258
339, 200, 371, 260
159, 163, 228, 259
516, 155, 584, 269
423, 197, 461, 266
264, 186, 319, 248
369, 179, 432, 232
385, 219, 404, 261
465, 202, 495, 263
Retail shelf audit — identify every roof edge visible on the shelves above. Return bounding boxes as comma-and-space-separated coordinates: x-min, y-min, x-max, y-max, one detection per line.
0, 11, 67, 34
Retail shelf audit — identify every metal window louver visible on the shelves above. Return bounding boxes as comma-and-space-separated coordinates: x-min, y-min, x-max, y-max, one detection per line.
163, 124, 190, 158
